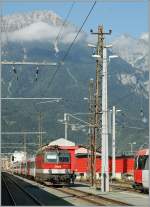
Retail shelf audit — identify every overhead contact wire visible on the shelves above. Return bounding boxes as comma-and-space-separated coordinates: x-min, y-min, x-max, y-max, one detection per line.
55, 1, 75, 44
46, 1, 97, 90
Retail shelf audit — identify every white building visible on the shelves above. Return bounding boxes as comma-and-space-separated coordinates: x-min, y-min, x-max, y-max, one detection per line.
48, 138, 75, 146
11, 151, 26, 163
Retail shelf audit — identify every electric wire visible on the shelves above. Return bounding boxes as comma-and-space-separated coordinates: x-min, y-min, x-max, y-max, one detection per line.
54, 1, 75, 45
45, 1, 97, 91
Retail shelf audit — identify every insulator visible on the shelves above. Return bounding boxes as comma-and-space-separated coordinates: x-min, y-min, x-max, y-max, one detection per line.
13, 68, 17, 74
12, 66, 18, 79
140, 109, 144, 117
35, 66, 39, 81
92, 48, 96, 55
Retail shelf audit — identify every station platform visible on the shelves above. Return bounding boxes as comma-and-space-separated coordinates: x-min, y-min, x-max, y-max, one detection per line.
71, 182, 149, 206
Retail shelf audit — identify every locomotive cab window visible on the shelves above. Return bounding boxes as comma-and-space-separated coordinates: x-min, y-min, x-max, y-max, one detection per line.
144, 156, 149, 170
134, 156, 138, 169
45, 152, 57, 162
138, 155, 148, 169
59, 153, 70, 162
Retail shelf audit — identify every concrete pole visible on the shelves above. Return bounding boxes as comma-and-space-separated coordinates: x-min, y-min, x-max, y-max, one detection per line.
101, 47, 109, 192
64, 113, 68, 140
112, 106, 116, 178
108, 110, 112, 134
89, 78, 95, 187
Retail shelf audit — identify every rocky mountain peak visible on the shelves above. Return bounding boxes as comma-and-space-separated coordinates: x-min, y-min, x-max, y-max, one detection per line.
1, 10, 63, 32
112, 32, 148, 71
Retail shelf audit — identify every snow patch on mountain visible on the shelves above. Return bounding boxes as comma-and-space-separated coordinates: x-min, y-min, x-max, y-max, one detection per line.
143, 80, 149, 94
112, 33, 148, 71
117, 73, 137, 86
2, 10, 62, 32
140, 32, 149, 41
117, 73, 148, 99
8, 81, 12, 96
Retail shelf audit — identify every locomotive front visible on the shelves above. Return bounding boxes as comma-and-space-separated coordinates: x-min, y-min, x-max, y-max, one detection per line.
35, 146, 71, 184
133, 148, 149, 192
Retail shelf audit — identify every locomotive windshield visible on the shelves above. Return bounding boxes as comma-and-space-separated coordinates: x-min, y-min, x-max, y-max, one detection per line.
58, 153, 70, 162
134, 155, 149, 169
45, 152, 70, 163
46, 152, 57, 162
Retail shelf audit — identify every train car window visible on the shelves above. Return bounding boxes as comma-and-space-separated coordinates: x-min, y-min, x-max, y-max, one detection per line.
31, 161, 35, 168
12, 156, 14, 161
138, 155, 148, 169
141, 155, 148, 169
46, 153, 57, 162
144, 156, 149, 170
59, 153, 70, 162
138, 156, 143, 169
134, 156, 138, 169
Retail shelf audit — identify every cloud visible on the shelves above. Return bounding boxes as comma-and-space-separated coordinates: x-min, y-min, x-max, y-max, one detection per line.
4, 21, 86, 44
140, 32, 149, 41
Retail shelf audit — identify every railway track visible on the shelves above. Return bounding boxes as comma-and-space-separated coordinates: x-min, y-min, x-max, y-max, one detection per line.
2, 174, 16, 206
110, 183, 137, 192
2, 172, 44, 206
54, 186, 133, 206
2, 172, 144, 206
78, 180, 146, 194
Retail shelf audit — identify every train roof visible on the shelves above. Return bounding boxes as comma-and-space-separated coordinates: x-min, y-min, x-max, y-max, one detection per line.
135, 148, 149, 156
75, 147, 101, 156
37, 145, 71, 154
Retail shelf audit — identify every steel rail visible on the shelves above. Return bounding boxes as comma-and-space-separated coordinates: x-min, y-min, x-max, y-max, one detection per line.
78, 180, 145, 194
2, 174, 17, 205
55, 187, 133, 206
3, 173, 44, 206
110, 183, 142, 193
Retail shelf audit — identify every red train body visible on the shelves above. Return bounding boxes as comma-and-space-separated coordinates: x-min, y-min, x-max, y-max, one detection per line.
75, 153, 134, 180
13, 145, 72, 184
35, 145, 71, 183
12, 142, 136, 183
133, 148, 149, 192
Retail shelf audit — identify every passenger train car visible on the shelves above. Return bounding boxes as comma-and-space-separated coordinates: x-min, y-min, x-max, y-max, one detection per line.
13, 145, 72, 184
133, 148, 149, 192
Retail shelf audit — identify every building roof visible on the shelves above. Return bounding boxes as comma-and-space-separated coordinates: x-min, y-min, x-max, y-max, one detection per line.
75, 147, 101, 156
48, 138, 75, 147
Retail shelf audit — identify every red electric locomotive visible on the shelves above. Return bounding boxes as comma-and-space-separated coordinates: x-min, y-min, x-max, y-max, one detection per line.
132, 148, 149, 192
35, 145, 72, 184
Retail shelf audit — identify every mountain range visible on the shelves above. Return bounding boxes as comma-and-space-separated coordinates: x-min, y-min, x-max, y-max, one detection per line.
1, 11, 149, 155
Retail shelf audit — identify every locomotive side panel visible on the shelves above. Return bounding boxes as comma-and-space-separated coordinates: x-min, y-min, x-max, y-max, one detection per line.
142, 156, 149, 189
133, 149, 149, 191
